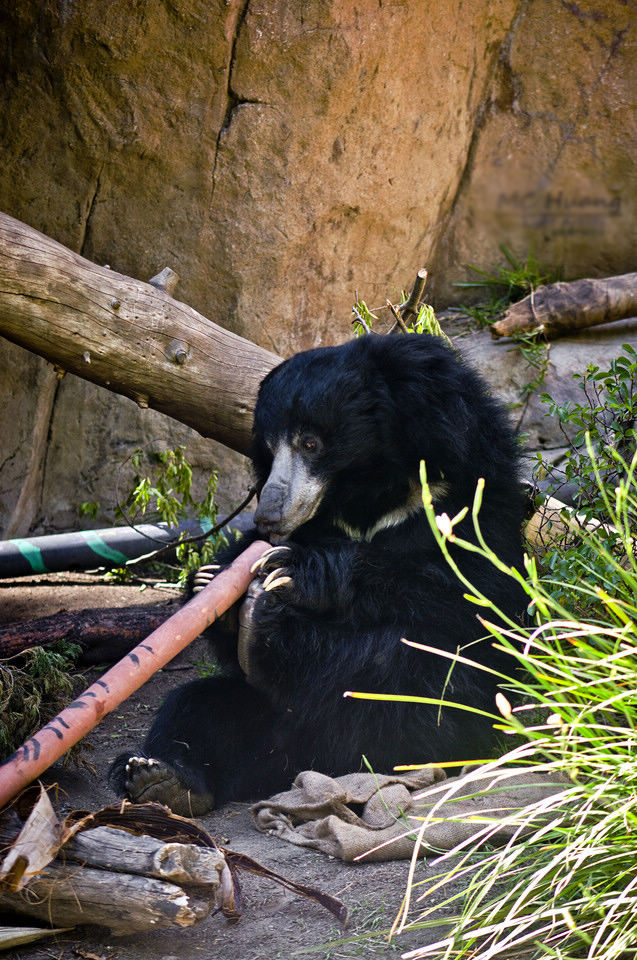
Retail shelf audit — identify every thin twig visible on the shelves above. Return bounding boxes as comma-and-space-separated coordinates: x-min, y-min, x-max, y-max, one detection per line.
387, 300, 410, 334
351, 304, 373, 334
125, 484, 259, 568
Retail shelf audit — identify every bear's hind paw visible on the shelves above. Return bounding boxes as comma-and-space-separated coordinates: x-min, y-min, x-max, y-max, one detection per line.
123, 755, 214, 817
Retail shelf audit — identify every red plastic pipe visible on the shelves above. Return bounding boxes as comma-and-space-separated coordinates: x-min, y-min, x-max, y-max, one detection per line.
0, 539, 270, 810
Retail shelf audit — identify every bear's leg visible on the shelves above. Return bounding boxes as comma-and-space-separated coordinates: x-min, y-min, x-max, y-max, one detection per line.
109, 676, 291, 815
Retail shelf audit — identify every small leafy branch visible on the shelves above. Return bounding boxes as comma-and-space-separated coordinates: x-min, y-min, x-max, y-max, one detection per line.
118, 447, 219, 529
115, 445, 230, 583
352, 268, 448, 344
352, 300, 445, 340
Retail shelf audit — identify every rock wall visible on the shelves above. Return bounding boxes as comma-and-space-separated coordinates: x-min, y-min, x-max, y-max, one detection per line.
431, 0, 637, 299
0, 0, 633, 535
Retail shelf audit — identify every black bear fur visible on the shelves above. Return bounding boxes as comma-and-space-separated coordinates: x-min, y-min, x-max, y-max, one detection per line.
111, 334, 527, 813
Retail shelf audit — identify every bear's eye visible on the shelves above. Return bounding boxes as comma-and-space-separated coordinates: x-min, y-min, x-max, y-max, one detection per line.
299, 433, 322, 455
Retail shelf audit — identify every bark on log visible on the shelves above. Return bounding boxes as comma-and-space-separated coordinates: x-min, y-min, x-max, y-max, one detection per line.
491, 273, 637, 340
0, 602, 179, 663
0, 212, 282, 455
59, 825, 225, 887
0, 861, 213, 934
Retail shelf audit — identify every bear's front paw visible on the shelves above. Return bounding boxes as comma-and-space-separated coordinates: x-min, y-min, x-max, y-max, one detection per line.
191, 563, 222, 594
122, 756, 214, 817
251, 543, 331, 612
251, 545, 294, 593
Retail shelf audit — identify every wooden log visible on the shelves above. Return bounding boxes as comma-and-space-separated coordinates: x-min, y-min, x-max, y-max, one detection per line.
491, 273, 637, 340
59, 825, 225, 887
0, 808, 222, 933
0, 602, 179, 663
0, 860, 213, 934
0, 212, 281, 454
60, 827, 226, 884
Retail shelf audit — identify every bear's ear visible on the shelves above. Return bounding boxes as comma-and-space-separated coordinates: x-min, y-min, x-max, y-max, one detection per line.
374, 334, 483, 476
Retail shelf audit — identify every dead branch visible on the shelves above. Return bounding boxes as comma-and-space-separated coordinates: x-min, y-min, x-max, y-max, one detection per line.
0, 859, 215, 934
399, 268, 428, 324
0, 213, 282, 454
491, 273, 637, 340
0, 602, 179, 663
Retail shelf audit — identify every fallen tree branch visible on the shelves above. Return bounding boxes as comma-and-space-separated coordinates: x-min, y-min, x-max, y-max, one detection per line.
491, 272, 637, 340
0, 213, 282, 454
0, 858, 215, 934
0, 602, 179, 663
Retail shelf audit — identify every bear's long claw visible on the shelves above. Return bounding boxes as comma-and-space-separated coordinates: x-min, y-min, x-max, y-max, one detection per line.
263, 575, 293, 592
262, 567, 288, 589
250, 545, 292, 574
192, 563, 222, 593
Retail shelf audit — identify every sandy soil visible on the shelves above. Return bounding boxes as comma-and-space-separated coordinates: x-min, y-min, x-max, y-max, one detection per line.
1, 573, 460, 960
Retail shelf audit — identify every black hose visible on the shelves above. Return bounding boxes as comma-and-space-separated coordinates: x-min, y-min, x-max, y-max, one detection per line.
0, 519, 212, 579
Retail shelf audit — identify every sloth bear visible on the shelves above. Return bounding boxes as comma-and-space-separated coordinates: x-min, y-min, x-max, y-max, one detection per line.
111, 334, 526, 815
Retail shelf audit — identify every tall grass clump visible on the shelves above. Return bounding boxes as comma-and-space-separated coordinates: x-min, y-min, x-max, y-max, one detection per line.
392, 434, 637, 960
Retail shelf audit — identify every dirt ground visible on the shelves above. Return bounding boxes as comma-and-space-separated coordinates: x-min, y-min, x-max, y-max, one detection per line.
1, 573, 462, 960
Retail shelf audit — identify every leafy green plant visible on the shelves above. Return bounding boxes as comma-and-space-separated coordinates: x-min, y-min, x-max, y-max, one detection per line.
534, 343, 636, 613
116, 445, 227, 584
118, 447, 219, 529
352, 298, 447, 342
190, 651, 224, 679
78, 499, 100, 521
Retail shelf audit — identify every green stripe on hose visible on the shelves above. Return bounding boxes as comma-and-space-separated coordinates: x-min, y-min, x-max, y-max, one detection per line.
80, 531, 129, 565
11, 540, 48, 573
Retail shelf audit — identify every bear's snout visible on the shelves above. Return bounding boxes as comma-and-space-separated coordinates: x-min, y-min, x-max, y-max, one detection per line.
254, 442, 326, 539
254, 483, 287, 533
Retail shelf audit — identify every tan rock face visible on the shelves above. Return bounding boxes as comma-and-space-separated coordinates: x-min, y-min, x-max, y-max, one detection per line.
0, 0, 633, 535
431, 0, 637, 299
203, 0, 518, 354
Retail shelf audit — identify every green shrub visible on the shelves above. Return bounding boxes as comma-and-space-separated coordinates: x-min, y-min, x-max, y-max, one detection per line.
534, 343, 636, 615
456, 245, 560, 329
0, 642, 82, 761
117, 445, 228, 584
